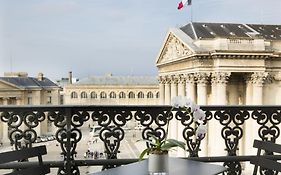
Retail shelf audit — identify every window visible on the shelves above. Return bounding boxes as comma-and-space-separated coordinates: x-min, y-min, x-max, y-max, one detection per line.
147, 92, 153, 98
156, 92, 160, 98
47, 90, 52, 93
91, 92, 97, 99
71, 92, 78, 98
47, 96, 52, 104
27, 97, 32, 105
100, 91, 107, 99
119, 92, 126, 99
109, 92, 116, 98
8, 97, 17, 105
128, 91, 135, 98
81, 91, 88, 98
137, 92, 144, 98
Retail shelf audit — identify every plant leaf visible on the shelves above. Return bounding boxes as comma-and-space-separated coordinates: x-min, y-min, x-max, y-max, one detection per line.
139, 148, 151, 160
161, 139, 185, 150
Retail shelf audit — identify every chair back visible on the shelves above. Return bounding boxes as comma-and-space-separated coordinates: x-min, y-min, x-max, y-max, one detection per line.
251, 140, 281, 175
0, 145, 50, 175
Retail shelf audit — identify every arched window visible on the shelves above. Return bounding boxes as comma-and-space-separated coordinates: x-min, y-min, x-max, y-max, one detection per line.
138, 92, 144, 98
128, 91, 135, 98
91, 92, 97, 99
100, 91, 107, 99
109, 92, 116, 98
147, 91, 153, 98
119, 92, 126, 99
156, 92, 160, 98
71, 92, 78, 99
81, 91, 87, 98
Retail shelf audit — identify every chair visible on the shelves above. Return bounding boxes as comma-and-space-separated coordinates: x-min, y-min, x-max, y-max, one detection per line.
0, 145, 50, 175
250, 140, 281, 175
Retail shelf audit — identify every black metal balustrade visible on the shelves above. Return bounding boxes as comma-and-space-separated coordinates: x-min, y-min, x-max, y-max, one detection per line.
0, 105, 281, 175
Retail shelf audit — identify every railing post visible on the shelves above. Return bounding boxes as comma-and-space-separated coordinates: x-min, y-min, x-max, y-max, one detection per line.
65, 108, 72, 175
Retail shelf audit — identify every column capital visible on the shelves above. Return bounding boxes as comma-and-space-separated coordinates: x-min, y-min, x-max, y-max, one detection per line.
251, 72, 269, 85
211, 72, 231, 84
195, 72, 210, 84
185, 73, 196, 84
163, 75, 171, 84
274, 72, 281, 81
158, 76, 166, 84
178, 74, 186, 84
170, 75, 179, 84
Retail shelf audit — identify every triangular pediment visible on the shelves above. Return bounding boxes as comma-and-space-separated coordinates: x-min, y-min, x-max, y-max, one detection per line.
0, 80, 22, 90
156, 30, 195, 65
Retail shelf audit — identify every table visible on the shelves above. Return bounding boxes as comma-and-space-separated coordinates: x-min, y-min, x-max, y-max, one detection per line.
89, 157, 227, 175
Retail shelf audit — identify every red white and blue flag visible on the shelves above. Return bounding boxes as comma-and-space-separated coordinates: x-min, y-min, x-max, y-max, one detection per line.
177, 0, 192, 10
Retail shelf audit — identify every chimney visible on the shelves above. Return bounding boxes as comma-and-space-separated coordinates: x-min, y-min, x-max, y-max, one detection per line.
69, 71, 72, 84
37, 72, 44, 81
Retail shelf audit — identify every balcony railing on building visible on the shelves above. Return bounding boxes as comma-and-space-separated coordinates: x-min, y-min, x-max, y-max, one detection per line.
0, 105, 280, 175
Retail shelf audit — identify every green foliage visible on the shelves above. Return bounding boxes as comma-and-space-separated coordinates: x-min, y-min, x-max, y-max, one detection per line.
139, 133, 185, 160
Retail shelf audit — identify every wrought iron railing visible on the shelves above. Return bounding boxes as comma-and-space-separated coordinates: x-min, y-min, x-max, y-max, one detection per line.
0, 105, 281, 175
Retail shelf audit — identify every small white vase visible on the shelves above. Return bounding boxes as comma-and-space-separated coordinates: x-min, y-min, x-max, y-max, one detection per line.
148, 153, 169, 174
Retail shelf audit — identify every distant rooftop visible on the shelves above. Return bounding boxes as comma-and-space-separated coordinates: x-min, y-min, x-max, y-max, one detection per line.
180, 22, 281, 40
0, 72, 58, 88
76, 75, 158, 85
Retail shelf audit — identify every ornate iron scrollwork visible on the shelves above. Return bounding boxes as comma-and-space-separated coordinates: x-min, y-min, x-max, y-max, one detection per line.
92, 108, 133, 170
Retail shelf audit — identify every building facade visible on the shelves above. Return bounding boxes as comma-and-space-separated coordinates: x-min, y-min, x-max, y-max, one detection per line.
63, 74, 159, 105
155, 22, 281, 165
156, 22, 281, 106
0, 72, 61, 144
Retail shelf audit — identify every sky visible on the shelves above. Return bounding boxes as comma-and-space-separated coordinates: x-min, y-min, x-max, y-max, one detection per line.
0, 0, 281, 81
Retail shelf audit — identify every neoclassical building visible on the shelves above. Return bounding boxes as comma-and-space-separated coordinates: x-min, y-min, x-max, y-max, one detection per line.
156, 22, 281, 106
63, 74, 159, 105
0, 72, 61, 144
155, 22, 281, 164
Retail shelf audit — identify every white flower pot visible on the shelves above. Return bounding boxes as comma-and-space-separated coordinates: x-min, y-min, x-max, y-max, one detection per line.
148, 153, 169, 174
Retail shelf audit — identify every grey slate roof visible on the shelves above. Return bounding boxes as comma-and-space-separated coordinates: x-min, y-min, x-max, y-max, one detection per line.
180, 22, 281, 40
0, 77, 58, 88
76, 76, 158, 85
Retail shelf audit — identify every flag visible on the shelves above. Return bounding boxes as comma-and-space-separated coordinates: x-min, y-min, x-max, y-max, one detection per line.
177, 0, 192, 10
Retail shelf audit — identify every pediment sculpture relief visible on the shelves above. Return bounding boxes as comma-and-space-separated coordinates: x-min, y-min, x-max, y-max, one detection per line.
161, 34, 193, 62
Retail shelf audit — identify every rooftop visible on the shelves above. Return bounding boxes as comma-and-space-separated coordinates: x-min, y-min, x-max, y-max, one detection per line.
76, 75, 158, 85
180, 22, 281, 40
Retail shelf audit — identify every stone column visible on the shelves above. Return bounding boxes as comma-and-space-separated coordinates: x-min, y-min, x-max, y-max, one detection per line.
158, 76, 165, 105
251, 72, 268, 105
177, 74, 187, 156
194, 73, 209, 156
244, 72, 268, 172
211, 72, 230, 105
177, 74, 186, 97
185, 74, 196, 102
170, 75, 178, 99
2, 98, 9, 143
16, 97, 22, 105
164, 76, 171, 105
245, 75, 253, 105
275, 73, 281, 104
209, 72, 230, 157
169, 75, 179, 151
195, 73, 209, 105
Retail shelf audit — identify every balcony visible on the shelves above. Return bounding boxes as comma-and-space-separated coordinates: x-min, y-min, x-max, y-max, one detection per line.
0, 105, 280, 175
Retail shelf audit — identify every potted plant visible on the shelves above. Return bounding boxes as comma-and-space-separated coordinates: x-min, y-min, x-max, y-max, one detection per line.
139, 96, 207, 174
